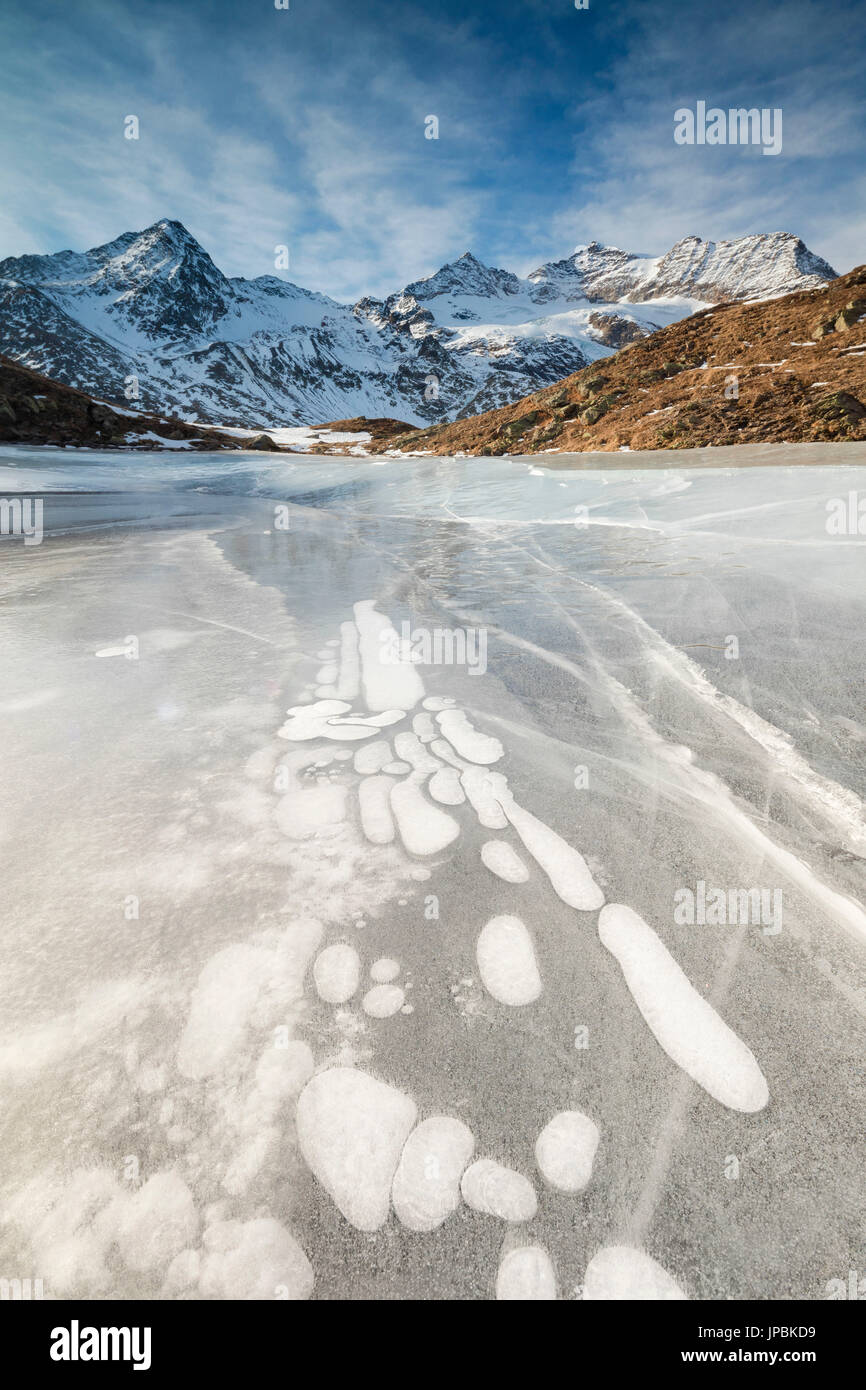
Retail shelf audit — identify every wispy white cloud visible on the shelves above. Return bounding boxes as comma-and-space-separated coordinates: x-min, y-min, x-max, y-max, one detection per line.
0, 0, 861, 295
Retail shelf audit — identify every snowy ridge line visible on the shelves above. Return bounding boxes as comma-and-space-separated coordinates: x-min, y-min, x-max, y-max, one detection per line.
0, 220, 835, 429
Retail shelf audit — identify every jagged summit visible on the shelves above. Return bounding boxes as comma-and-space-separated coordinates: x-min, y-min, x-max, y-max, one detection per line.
403, 251, 521, 302
526, 231, 837, 306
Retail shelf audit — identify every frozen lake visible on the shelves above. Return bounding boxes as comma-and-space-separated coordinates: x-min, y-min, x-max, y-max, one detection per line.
1, 443, 865, 1301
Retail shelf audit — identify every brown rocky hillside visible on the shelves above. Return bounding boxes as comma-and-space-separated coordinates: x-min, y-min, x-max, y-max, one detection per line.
0, 354, 239, 450
370, 265, 866, 455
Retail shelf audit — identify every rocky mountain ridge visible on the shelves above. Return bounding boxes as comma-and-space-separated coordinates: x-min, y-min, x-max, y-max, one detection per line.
0, 220, 837, 429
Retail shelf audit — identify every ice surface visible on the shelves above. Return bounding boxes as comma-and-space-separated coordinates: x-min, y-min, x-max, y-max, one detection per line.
1, 446, 865, 1302
275, 783, 348, 838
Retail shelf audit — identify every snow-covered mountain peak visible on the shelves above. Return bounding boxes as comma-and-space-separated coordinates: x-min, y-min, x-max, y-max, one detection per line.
404, 252, 521, 303
0, 218, 837, 429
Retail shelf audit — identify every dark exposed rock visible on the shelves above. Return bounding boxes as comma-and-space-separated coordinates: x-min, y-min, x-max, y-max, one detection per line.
813, 391, 866, 424
588, 311, 650, 348
0, 353, 238, 450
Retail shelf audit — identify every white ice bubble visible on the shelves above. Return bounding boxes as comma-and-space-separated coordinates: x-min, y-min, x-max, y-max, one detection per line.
476, 915, 542, 1006
394, 730, 442, 775
535, 1111, 599, 1192
422, 696, 456, 711
461, 766, 509, 829
116, 1171, 198, 1274
430, 738, 466, 769
383, 760, 411, 774
255, 1040, 313, 1100
222, 1128, 278, 1197
501, 796, 604, 911
198, 1217, 314, 1300
370, 958, 400, 983
177, 919, 321, 1082
391, 1116, 475, 1231
278, 699, 404, 743
481, 840, 529, 883
353, 739, 391, 774
391, 775, 460, 856
354, 600, 425, 711
296, 1067, 418, 1231
163, 1248, 200, 1296
598, 903, 769, 1113
362, 984, 406, 1017
583, 1245, 687, 1300
274, 784, 347, 839
358, 775, 396, 845
461, 1159, 538, 1222
335, 620, 361, 701
313, 943, 361, 1004
412, 712, 437, 742
496, 1245, 558, 1300
429, 767, 465, 805
178, 943, 276, 1081
436, 709, 504, 764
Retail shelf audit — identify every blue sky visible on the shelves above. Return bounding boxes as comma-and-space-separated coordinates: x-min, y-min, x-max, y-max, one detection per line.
0, 0, 863, 300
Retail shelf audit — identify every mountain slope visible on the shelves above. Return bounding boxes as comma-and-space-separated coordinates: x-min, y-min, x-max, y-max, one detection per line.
0, 220, 837, 429
0, 353, 240, 450
370, 265, 866, 455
